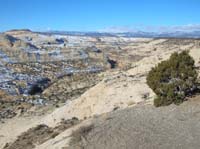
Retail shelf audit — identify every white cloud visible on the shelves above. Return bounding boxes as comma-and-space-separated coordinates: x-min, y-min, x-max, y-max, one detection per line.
156, 24, 200, 33
99, 24, 200, 33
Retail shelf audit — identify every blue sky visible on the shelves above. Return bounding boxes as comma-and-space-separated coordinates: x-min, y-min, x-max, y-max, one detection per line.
0, 0, 200, 32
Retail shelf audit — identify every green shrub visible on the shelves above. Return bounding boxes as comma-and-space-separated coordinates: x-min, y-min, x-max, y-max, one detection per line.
147, 51, 198, 107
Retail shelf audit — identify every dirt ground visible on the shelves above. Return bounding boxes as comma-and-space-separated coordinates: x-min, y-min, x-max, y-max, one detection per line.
68, 97, 200, 149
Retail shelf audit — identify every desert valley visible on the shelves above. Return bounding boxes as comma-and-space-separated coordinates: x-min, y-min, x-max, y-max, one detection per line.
0, 29, 200, 148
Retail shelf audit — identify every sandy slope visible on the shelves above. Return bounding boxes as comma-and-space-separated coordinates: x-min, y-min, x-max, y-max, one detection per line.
68, 98, 200, 149
35, 96, 200, 149
0, 115, 44, 149
40, 39, 200, 127
41, 71, 154, 127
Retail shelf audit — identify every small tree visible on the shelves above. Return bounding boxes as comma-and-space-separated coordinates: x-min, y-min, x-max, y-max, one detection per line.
147, 51, 198, 107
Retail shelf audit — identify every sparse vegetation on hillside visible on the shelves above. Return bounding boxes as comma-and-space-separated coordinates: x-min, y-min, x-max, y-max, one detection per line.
69, 124, 94, 147
147, 51, 199, 107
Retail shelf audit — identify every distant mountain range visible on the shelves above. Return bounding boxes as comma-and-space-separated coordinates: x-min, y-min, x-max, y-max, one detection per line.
38, 30, 200, 38
4, 29, 200, 38
118, 31, 200, 38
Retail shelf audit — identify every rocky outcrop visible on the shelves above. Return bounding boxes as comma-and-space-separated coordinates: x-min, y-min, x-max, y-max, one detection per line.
42, 73, 102, 103
0, 34, 18, 47
0, 34, 38, 49
28, 78, 51, 95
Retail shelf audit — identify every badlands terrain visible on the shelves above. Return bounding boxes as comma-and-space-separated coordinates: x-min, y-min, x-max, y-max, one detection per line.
0, 29, 200, 149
